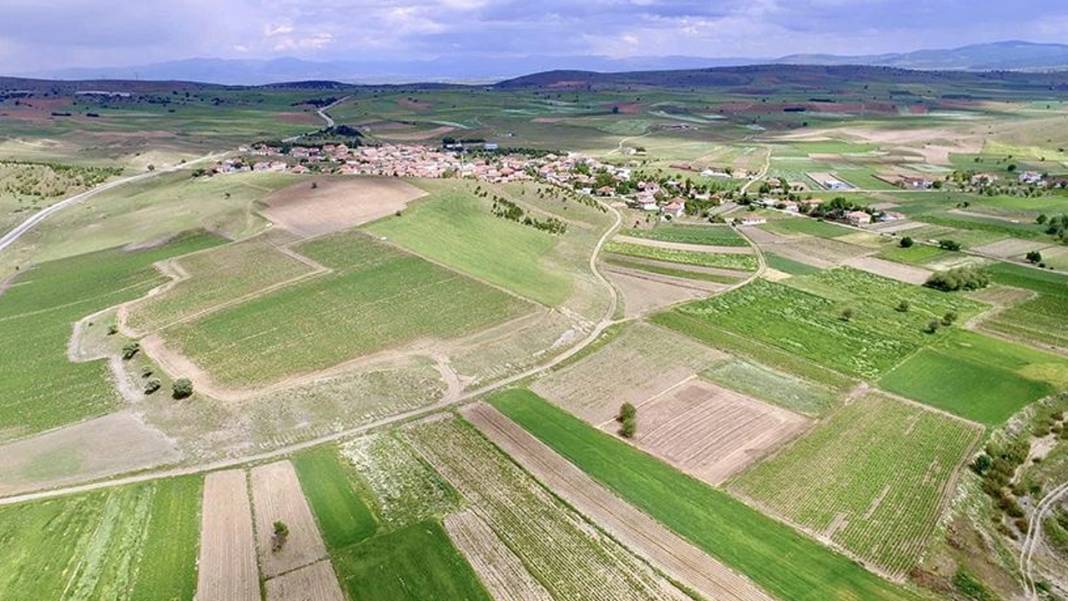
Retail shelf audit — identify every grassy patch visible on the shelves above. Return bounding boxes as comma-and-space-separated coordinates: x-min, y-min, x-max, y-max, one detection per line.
620, 223, 748, 246
293, 445, 378, 550
332, 520, 491, 601
764, 252, 823, 275
878, 244, 954, 265
731, 393, 979, 576
702, 358, 839, 416
0, 232, 223, 439
489, 389, 920, 601
982, 262, 1068, 350
760, 217, 854, 239
604, 240, 758, 270
603, 255, 742, 283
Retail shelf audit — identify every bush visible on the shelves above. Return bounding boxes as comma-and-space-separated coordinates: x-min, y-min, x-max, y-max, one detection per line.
938, 239, 962, 251
942, 310, 958, 326
925, 267, 989, 292
107, 325, 118, 336
925, 320, 941, 334
172, 377, 194, 399
899, 236, 914, 248
143, 378, 161, 395
1026, 250, 1042, 264
121, 342, 140, 360
617, 402, 637, 438
953, 568, 997, 601
896, 300, 910, 313
272, 520, 289, 552
971, 453, 992, 475
840, 307, 855, 321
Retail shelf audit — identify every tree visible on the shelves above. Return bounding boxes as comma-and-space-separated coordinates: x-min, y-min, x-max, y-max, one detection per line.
272, 521, 289, 552
121, 342, 140, 360
617, 402, 637, 438
942, 310, 958, 326
1026, 250, 1043, 264
146, 164, 155, 172
896, 300, 910, 313
925, 320, 941, 334
311, 181, 318, 189
840, 307, 855, 321
172, 377, 194, 399
971, 453, 993, 475
144, 378, 161, 395
938, 239, 962, 251
899, 236, 914, 248
925, 266, 989, 292
1037, 214, 1048, 225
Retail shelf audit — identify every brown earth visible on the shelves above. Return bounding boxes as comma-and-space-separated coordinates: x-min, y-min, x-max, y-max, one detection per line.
624, 379, 811, 485
374, 125, 457, 141
605, 266, 720, 318
196, 469, 260, 601
261, 176, 426, 237
250, 460, 329, 578
276, 111, 319, 125
614, 235, 755, 254
444, 509, 554, 601
973, 238, 1052, 259
265, 560, 346, 601
463, 403, 775, 601
842, 256, 933, 285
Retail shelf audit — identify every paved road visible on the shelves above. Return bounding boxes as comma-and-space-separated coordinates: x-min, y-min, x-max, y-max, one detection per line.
0, 153, 221, 255
282, 96, 348, 142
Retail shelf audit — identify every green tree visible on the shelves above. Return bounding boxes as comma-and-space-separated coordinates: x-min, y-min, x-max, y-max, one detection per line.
121, 342, 140, 360
272, 521, 289, 552
899, 236, 913, 248
1026, 250, 1043, 264
172, 377, 194, 399
896, 300, 910, 313
942, 311, 958, 326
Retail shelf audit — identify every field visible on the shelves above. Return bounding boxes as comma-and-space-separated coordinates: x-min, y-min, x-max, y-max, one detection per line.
406, 415, 692, 601
763, 252, 823, 275
655, 268, 986, 380
701, 358, 840, 416
262, 176, 426, 237
605, 239, 759, 270
265, 560, 346, 601
879, 329, 1068, 424
196, 470, 259, 601
0, 161, 120, 234
621, 223, 748, 246
250, 460, 329, 577
731, 393, 980, 577
443, 510, 554, 601
980, 262, 1068, 351
0, 475, 202, 600
293, 445, 378, 550
489, 389, 920, 601
759, 217, 855, 239
161, 232, 530, 388
0, 231, 222, 440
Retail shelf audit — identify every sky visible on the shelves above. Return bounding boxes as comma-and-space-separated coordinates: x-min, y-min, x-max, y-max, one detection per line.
2, 0, 1068, 74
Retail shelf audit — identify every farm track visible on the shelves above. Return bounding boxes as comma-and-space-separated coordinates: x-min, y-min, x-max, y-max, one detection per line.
1020, 480, 1068, 599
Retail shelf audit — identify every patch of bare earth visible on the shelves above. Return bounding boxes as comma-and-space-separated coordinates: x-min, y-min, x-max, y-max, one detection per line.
605, 266, 720, 318
463, 403, 775, 601
444, 509, 554, 601
0, 411, 180, 496
375, 125, 456, 141
842, 256, 933, 285
250, 460, 329, 578
261, 176, 426, 237
196, 469, 260, 601
265, 560, 345, 601
614, 235, 754, 254
973, 238, 1053, 259
624, 379, 811, 486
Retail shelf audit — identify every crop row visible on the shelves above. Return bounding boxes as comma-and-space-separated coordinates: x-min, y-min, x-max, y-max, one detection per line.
605, 240, 758, 271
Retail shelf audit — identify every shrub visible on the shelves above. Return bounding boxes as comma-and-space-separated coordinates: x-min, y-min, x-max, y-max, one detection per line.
896, 300, 910, 313
172, 377, 194, 399
953, 568, 997, 601
925, 267, 989, 292
899, 236, 914, 248
942, 310, 958, 326
272, 520, 289, 552
121, 342, 140, 360
107, 325, 118, 335
925, 320, 941, 334
971, 453, 992, 475
1026, 250, 1042, 264
938, 239, 962, 251
143, 378, 161, 395
840, 307, 854, 321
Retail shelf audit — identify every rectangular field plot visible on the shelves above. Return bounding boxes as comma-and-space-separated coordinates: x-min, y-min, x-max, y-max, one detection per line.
656, 268, 986, 380
620, 223, 748, 246
293, 446, 378, 550
406, 416, 692, 601
489, 390, 919, 601
624, 378, 811, 485
163, 232, 530, 387
759, 217, 854, 239
196, 470, 259, 601
605, 240, 759, 270
532, 321, 725, 424
879, 330, 1068, 425
981, 263, 1068, 351
250, 460, 329, 577
125, 233, 320, 335
444, 510, 554, 601
0, 232, 222, 439
731, 393, 980, 577
0, 476, 202, 601
265, 560, 345, 601
702, 358, 840, 416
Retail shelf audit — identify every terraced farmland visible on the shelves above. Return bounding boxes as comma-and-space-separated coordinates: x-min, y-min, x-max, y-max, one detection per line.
731, 393, 980, 577
0, 231, 223, 439
0, 476, 202, 600
605, 240, 759, 270
406, 416, 692, 601
655, 268, 986, 379
162, 232, 530, 388
621, 223, 748, 246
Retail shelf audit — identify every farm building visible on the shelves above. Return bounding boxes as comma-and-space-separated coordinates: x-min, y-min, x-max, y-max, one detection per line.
846, 210, 872, 226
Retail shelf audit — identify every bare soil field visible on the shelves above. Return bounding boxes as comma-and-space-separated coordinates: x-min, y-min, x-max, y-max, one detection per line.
868, 220, 927, 234
628, 379, 811, 485
842, 256, 933, 285
463, 403, 775, 601
444, 509, 554, 601
614, 235, 755, 254
265, 560, 346, 601
0, 411, 179, 496
737, 226, 789, 246
532, 322, 725, 424
196, 469, 260, 601
605, 266, 721, 318
261, 176, 425, 237
768, 237, 875, 268
973, 238, 1053, 259
250, 460, 329, 578
375, 125, 457, 141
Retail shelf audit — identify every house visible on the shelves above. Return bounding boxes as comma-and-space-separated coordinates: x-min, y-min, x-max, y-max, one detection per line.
484, 143, 499, 151
900, 176, 933, 189
662, 198, 686, 219
970, 173, 998, 186
780, 200, 799, 213
1018, 171, 1044, 185
737, 216, 767, 226
879, 211, 906, 222
845, 210, 872, 226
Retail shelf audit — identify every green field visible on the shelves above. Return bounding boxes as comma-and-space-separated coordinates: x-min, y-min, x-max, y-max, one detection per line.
332, 520, 491, 601
764, 252, 824, 275
0, 476, 202, 600
293, 445, 378, 550
620, 223, 748, 246
760, 217, 854, 239
656, 268, 986, 379
702, 358, 839, 416
981, 263, 1068, 350
164, 232, 529, 387
604, 240, 758, 270
366, 179, 575, 306
879, 329, 1068, 424
489, 389, 920, 601
731, 393, 979, 576
877, 244, 955, 265
0, 231, 223, 439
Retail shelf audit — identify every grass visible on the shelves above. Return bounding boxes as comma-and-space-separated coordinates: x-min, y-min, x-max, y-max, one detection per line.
732, 393, 978, 576
366, 179, 573, 306
760, 217, 854, 239
332, 520, 492, 601
879, 329, 1068, 424
764, 252, 823, 275
878, 244, 955, 265
603, 255, 743, 283
981, 262, 1068, 350
0, 231, 223, 439
164, 232, 530, 387
293, 445, 378, 550
702, 358, 839, 416
489, 389, 921, 601
604, 240, 758, 270
620, 223, 748, 246
0, 476, 202, 600
656, 269, 986, 380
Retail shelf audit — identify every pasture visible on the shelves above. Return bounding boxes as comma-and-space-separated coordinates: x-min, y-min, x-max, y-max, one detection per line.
731, 393, 980, 577
489, 389, 920, 601
293, 445, 378, 550
621, 223, 748, 246
162, 232, 529, 388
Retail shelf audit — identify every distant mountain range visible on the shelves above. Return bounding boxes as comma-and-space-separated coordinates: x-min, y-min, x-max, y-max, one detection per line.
18, 41, 1068, 86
